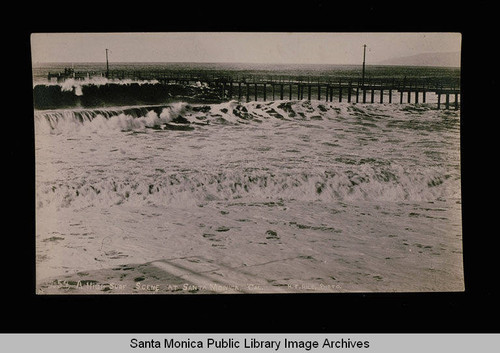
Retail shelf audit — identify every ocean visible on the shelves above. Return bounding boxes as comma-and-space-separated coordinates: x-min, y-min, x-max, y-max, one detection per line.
33, 62, 463, 294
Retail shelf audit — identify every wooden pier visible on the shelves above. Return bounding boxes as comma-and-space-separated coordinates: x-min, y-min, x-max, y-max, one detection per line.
47, 69, 461, 110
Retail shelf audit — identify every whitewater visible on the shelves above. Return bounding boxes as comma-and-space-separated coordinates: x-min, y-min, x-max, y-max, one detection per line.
34, 95, 463, 294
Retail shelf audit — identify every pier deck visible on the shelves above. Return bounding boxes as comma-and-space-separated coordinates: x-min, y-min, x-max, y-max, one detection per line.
47, 69, 461, 109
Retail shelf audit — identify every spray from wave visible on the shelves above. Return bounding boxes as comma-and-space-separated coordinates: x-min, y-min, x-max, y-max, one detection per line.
41, 77, 160, 91
33, 80, 222, 110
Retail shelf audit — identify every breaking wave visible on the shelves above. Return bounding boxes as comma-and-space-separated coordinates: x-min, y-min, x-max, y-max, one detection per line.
34, 100, 461, 208
34, 103, 190, 135
36, 164, 459, 210
34, 100, 340, 135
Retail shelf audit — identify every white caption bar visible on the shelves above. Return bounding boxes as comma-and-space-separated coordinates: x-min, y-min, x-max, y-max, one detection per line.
1, 334, 498, 353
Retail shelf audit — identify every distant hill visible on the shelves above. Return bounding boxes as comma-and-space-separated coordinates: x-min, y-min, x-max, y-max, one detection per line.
377, 52, 461, 67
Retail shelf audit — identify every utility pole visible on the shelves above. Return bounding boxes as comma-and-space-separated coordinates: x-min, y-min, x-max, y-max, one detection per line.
361, 44, 366, 89
105, 49, 110, 78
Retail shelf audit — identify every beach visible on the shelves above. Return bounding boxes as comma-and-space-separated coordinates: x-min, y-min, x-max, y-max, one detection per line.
33, 74, 463, 294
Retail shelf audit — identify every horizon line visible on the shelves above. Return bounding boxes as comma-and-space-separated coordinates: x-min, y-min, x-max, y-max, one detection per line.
32, 61, 460, 69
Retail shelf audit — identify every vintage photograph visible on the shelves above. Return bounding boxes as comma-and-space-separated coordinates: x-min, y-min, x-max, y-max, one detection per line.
32, 32, 463, 294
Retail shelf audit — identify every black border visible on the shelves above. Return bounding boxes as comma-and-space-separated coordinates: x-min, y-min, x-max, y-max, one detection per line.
8, 1, 497, 334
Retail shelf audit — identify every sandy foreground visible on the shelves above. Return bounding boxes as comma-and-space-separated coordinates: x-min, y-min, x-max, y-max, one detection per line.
36, 198, 463, 295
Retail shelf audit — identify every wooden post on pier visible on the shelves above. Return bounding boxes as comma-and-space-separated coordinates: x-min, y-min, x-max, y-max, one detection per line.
289, 84, 292, 100
254, 83, 258, 102
339, 80, 343, 102
308, 85, 312, 101
437, 93, 441, 109
401, 78, 405, 104
246, 83, 250, 102
272, 84, 275, 100
263, 83, 267, 101
380, 88, 384, 103
389, 79, 394, 103
455, 93, 459, 110
329, 85, 333, 102
445, 93, 450, 109
348, 81, 352, 103
371, 85, 375, 103
280, 84, 284, 100
363, 86, 367, 103
105, 49, 110, 79
415, 90, 419, 103
318, 84, 321, 100
238, 82, 242, 101
361, 44, 366, 91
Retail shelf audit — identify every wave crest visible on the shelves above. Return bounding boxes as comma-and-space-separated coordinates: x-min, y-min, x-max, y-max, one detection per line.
36, 165, 460, 210
34, 103, 190, 135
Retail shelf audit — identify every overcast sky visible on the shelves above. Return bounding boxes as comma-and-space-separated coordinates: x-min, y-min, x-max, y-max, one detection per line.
31, 32, 461, 65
